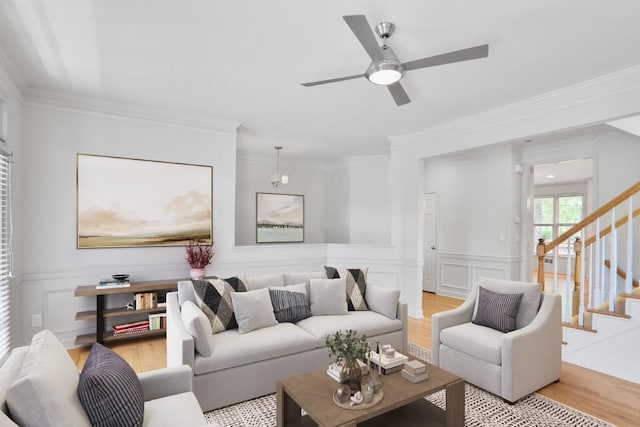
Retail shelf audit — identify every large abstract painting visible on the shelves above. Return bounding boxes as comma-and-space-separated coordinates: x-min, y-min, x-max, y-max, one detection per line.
256, 193, 304, 243
77, 154, 212, 248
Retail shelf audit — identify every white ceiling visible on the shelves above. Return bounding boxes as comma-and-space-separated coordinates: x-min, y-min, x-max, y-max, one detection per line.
533, 158, 593, 186
1, 1, 640, 160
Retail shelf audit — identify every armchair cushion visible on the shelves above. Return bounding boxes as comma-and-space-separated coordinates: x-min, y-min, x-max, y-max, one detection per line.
440, 322, 505, 365
77, 343, 144, 427
474, 277, 541, 329
472, 286, 523, 333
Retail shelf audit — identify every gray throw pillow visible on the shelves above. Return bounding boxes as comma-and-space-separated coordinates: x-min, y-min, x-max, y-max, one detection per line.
269, 288, 311, 323
309, 278, 348, 315
77, 343, 144, 427
230, 287, 278, 333
472, 286, 523, 333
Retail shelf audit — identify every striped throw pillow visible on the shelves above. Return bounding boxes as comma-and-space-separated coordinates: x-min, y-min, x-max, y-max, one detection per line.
77, 343, 144, 427
269, 288, 311, 323
472, 286, 523, 333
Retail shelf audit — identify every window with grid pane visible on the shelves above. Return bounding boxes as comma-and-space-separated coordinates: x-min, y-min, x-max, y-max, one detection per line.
0, 150, 10, 364
534, 194, 583, 255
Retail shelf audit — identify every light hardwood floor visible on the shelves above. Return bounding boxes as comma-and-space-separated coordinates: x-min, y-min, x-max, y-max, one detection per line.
69, 292, 640, 426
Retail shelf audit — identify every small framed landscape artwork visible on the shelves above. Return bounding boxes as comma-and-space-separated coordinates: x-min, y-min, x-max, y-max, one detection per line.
256, 193, 304, 243
77, 154, 212, 248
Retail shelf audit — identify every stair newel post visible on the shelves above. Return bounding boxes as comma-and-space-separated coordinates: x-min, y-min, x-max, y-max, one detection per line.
565, 237, 573, 323
536, 239, 546, 289
595, 217, 603, 307
626, 197, 633, 294
576, 235, 585, 326
609, 207, 618, 312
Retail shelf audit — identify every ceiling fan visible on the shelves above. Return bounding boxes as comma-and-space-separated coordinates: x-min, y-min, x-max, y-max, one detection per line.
301, 15, 489, 106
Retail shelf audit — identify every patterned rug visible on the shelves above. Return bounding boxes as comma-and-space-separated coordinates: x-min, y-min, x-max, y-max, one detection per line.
204, 343, 612, 427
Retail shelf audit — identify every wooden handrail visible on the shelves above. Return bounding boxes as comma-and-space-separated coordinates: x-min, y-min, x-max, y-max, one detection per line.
604, 259, 639, 288
584, 207, 640, 246
544, 180, 640, 253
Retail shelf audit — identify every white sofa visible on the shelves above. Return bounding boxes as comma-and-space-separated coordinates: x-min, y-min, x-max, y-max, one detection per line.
432, 278, 562, 403
166, 272, 408, 411
0, 329, 207, 427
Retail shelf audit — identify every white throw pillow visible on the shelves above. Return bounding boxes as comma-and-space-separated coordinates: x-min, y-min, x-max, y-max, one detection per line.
309, 278, 348, 316
365, 283, 400, 319
181, 300, 215, 356
230, 287, 278, 333
6, 330, 91, 427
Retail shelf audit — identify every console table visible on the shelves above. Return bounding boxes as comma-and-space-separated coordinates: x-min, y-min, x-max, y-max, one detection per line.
74, 278, 183, 346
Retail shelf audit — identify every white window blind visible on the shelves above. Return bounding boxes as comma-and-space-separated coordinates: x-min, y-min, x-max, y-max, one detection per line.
0, 151, 11, 364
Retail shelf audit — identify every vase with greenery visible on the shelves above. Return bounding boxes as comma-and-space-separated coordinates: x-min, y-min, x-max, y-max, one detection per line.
185, 240, 214, 280
325, 329, 368, 393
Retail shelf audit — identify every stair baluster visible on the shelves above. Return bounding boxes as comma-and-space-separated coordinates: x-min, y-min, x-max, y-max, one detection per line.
594, 217, 602, 307
565, 237, 573, 323
553, 245, 559, 293
625, 197, 634, 294
609, 207, 617, 312
588, 244, 593, 310
578, 234, 585, 326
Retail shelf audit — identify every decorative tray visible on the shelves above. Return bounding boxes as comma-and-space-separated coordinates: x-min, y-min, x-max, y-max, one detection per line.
332, 389, 384, 410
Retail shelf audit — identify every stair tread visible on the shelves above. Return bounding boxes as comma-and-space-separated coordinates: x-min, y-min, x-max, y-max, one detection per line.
621, 293, 640, 300
562, 322, 597, 333
586, 308, 631, 319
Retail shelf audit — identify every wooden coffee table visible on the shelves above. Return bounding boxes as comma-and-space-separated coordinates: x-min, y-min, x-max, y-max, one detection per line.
276, 359, 464, 427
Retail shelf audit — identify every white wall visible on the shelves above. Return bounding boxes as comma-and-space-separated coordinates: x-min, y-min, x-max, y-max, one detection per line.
235, 154, 327, 245
423, 144, 522, 297
19, 103, 239, 346
325, 160, 350, 243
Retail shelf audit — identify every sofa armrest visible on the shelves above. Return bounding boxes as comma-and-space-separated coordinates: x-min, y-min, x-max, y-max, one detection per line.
502, 292, 562, 402
396, 302, 408, 353
166, 291, 195, 369
138, 365, 193, 402
430, 289, 477, 367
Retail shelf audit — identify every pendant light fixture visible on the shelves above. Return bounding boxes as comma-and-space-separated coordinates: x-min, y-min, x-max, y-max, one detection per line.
271, 146, 288, 188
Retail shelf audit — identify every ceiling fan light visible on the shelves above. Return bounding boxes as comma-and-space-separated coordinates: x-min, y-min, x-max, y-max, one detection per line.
367, 68, 403, 85
281, 174, 289, 185
365, 45, 405, 86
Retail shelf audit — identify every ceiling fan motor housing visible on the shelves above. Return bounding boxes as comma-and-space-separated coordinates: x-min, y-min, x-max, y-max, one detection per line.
365, 45, 406, 85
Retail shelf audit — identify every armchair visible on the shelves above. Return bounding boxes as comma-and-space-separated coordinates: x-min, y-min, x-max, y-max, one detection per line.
432, 277, 562, 403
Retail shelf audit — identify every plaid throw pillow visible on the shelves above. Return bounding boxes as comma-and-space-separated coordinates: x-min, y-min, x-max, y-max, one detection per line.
192, 277, 248, 334
324, 266, 368, 311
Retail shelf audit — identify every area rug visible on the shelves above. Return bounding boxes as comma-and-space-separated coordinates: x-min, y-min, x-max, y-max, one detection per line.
204, 343, 612, 427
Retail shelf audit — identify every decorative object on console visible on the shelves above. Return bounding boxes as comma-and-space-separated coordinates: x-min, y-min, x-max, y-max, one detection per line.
256, 193, 304, 243
77, 154, 212, 248
324, 266, 368, 311
270, 146, 289, 188
325, 329, 368, 393
192, 277, 248, 334
185, 239, 214, 280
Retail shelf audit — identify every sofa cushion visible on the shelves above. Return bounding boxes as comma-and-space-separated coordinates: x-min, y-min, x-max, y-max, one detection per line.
0, 347, 28, 415
475, 277, 541, 329
77, 343, 144, 427
309, 278, 348, 316
296, 311, 403, 347
282, 282, 306, 295
324, 266, 369, 311
269, 288, 311, 323
178, 280, 197, 306
244, 273, 284, 290
143, 392, 206, 427
230, 288, 278, 333
193, 323, 317, 374
283, 271, 326, 286
365, 284, 400, 320
472, 286, 523, 333
193, 278, 248, 334
440, 322, 505, 365
181, 300, 215, 357
6, 329, 91, 427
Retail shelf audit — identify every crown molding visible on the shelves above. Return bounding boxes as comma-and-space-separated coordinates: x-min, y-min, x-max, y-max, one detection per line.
23, 88, 240, 135
389, 64, 640, 156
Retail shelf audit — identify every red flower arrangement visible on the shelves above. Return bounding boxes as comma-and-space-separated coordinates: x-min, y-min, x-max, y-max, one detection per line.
185, 240, 214, 268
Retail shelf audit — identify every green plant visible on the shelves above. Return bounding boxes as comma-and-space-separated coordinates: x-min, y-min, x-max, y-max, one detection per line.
325, 329, 368, 363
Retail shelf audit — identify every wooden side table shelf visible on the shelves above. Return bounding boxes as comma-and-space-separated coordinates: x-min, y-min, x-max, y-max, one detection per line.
74, 278, 183, 346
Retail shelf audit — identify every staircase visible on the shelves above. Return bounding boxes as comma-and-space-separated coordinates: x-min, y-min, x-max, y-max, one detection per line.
536, 181, 640, 384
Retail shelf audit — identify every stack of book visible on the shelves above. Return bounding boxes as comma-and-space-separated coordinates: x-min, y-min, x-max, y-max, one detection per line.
112, 320, 149, 335
135, 292, 157, 309
148, 313, 167, 330
326, 359, 369, 383
368, 350, 409, 375
96, 278, 131, 289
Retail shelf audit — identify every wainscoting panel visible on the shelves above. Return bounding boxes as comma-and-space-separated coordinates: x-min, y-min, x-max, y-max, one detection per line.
437, 253, 522, 299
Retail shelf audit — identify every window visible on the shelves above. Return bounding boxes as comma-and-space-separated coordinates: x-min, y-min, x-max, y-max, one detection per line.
534, 194, 583, 255
0, 150, 10, 364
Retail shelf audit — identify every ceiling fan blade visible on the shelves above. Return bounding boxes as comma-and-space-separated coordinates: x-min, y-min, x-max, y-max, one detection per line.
388, 82, 411, 106
343, 15, 384, 62
301, 73, 364, 87
403, 44, 489, 71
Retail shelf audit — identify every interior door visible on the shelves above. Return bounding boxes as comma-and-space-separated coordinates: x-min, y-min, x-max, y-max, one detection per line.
423, 193, 437, 292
